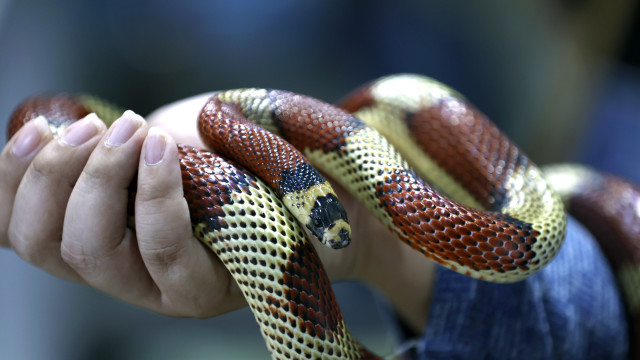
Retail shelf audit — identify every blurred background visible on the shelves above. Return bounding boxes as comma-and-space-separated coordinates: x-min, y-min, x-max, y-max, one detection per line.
0, 0, 638, 359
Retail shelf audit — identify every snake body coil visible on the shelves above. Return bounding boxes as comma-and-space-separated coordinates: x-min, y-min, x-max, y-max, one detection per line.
8, 74, 639, 359
199, 81, 567, 283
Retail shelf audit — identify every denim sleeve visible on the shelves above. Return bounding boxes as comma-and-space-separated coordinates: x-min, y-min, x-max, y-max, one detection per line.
419, 216, 629, 360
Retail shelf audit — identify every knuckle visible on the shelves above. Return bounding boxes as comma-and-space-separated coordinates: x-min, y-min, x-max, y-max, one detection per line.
135, 181, 165, 203
135, 185, 188, 226
159, 292, 217, 319
135, 177, 181, 205
140, 240, 186, 267
191, 306, 216, 319
27, 144, 85, 186
8, 228, 47, 266
80, 159, 116, 187
29, 151, 60, 179
80, 148, 137, 190
60, 240, 97, 274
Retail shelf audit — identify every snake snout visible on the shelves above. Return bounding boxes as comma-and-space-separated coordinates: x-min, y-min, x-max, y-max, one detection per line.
336, 228, 351, 249
321, 222, 351, 249
307, 193, 351, 249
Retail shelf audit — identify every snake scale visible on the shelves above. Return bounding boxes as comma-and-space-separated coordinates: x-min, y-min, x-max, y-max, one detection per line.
7, 74, 640, 359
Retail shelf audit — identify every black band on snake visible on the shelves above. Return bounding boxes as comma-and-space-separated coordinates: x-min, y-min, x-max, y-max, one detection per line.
8, 74, 640, 359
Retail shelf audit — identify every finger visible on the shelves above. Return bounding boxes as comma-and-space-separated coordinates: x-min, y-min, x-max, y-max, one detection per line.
61, 111, 158, 305
135, 127, 245, 317
8, 114, 106, 281
0, 116, 52, 247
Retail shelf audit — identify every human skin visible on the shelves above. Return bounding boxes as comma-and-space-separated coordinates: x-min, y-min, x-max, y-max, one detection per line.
0, 94, 434, 333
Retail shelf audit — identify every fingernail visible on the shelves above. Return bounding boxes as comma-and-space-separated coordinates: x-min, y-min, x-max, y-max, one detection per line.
144, 127, 167, 166
106, 110, 143, 147
11, 116, 50, 158
61, 113, 102, 147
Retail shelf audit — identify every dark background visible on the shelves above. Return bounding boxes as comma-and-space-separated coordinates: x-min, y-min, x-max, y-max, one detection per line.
0, 1, 638, 359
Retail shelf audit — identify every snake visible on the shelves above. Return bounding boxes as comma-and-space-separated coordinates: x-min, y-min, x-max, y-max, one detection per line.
6, 74, 639, 359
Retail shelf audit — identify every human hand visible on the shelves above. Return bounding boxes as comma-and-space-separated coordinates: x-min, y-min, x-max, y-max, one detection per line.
1, 94, 434, 331
0, 108, 245, 318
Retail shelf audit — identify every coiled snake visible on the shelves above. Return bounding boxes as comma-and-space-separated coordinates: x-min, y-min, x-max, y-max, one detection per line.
7, 74, 640, 359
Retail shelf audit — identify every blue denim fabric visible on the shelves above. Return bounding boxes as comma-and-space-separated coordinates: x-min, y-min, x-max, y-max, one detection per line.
419, 216, 628, 360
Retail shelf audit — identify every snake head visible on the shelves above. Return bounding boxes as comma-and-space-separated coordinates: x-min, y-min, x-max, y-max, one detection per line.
307, 193, 351, 249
